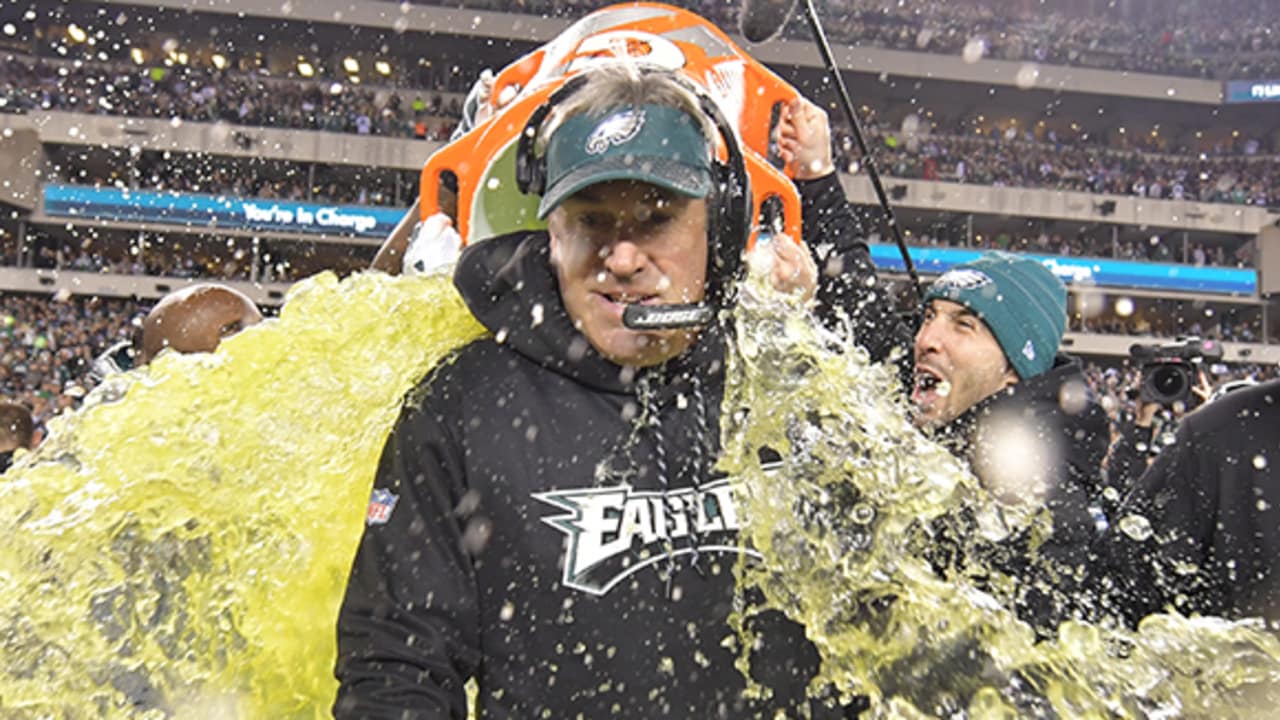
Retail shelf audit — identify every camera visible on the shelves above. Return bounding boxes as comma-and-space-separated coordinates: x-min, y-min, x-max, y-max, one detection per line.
1129, 337, 1224, 405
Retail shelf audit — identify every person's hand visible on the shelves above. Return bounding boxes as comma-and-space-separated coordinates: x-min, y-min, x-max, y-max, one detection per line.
774, 98, 836, 180
471, 69, 497, 124
402, 213, 462, 276
755, 234, 817, 300
1191, 370, 1214, 403
1134, 401, 1160, 428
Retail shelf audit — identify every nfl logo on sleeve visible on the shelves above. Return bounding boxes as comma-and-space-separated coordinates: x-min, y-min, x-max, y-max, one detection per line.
366, 488, 399, 526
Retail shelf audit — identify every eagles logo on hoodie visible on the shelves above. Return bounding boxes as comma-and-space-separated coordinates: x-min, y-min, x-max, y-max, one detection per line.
534, 478, 756, 595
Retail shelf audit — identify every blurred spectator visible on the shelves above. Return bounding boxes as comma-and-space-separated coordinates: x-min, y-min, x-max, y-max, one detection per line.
0, 292, 145, 429
140, 284, 262, 363
0, 401, 35, 472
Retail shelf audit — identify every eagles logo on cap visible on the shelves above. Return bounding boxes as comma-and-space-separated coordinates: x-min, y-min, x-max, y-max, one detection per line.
585, 109, 645, 155
934, 268, 992, 290
538, 104, 713, 219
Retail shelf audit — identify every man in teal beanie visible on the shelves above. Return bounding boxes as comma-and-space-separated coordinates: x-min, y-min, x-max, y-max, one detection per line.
911, 250, 1109, 633
912, 250, 1068, 428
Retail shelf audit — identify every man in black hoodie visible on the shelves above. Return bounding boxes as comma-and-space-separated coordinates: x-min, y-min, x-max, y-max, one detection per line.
1098, 378, 1280, 625
908, 252, 1109, 630
334, 66, 882, 718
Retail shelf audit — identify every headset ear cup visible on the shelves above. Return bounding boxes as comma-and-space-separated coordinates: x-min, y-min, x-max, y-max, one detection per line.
706, 159, 747, 309
515, 74, 590, 198
530, 153, 546, 196
515, 121, 540, 195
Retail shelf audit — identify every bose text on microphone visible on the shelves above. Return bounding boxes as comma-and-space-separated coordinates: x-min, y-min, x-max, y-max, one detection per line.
623, 303, 715, 330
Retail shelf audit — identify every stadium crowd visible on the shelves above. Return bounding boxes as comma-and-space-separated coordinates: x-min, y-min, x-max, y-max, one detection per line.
903, 226, 1246, 269
54, 159, 417, 209
841, 124, 1280, 210
1071, 311, 1262, 345
17, 235, 368, 285
414, 0, 1280, 80
0, 55, 463, 140
7, 51, 1277, 222
0, 292, 144, 436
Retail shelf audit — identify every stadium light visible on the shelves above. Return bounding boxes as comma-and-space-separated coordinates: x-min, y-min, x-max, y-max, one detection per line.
130, 47, 145, 64
298, 61, 315, 78
375, 60, 392, 76
342, 56, 359, 74
67, 24, 87, 43
211, 53, 228, 70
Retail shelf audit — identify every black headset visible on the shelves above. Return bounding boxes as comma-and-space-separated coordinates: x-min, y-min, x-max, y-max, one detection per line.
514, 67, 752, 320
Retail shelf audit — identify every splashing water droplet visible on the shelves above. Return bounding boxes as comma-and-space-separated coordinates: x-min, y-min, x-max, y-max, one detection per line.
851, 503, 875, 525
1118, 514, 1153, 542
962, 38, 987, 64
1014, 64, 1040, 89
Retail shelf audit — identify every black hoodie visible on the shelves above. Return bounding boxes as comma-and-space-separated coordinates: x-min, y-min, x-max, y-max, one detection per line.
928, 355, 1110, 631
335, 174, 879, 719
1097, 379, 1280, 625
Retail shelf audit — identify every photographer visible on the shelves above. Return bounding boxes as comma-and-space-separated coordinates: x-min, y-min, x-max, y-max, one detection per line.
1104, 340, 1219, 507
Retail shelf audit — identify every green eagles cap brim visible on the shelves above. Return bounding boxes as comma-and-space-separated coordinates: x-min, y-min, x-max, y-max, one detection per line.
537, 157, 712, 219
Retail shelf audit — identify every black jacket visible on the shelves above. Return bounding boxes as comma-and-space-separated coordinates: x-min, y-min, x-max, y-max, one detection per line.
795, 175, 905, 362
930, 355, 1110, 630
335, 174, 881, 719
1097, 379, 1280, 624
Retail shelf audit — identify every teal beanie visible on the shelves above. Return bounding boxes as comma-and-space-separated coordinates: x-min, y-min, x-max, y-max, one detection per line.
923, 252, 1067, 379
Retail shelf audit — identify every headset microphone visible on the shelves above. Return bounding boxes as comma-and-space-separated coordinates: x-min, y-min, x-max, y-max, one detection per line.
622, 303, 715, 330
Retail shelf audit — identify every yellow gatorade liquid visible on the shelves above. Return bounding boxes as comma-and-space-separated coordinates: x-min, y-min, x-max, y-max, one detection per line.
723, 267, 1280, 719
0, 271, 483, 718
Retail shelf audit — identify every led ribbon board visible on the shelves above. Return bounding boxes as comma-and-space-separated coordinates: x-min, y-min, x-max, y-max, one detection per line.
1224, 80, 1280, 103
43, 185, 406, 239
869, 244, 1258, 295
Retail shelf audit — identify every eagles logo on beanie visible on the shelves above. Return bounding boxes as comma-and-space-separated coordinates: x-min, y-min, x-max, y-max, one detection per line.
923, 251, 1067, 380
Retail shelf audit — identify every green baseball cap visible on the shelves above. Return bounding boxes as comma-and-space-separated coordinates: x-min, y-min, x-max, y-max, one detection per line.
537, 103, 714, 219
